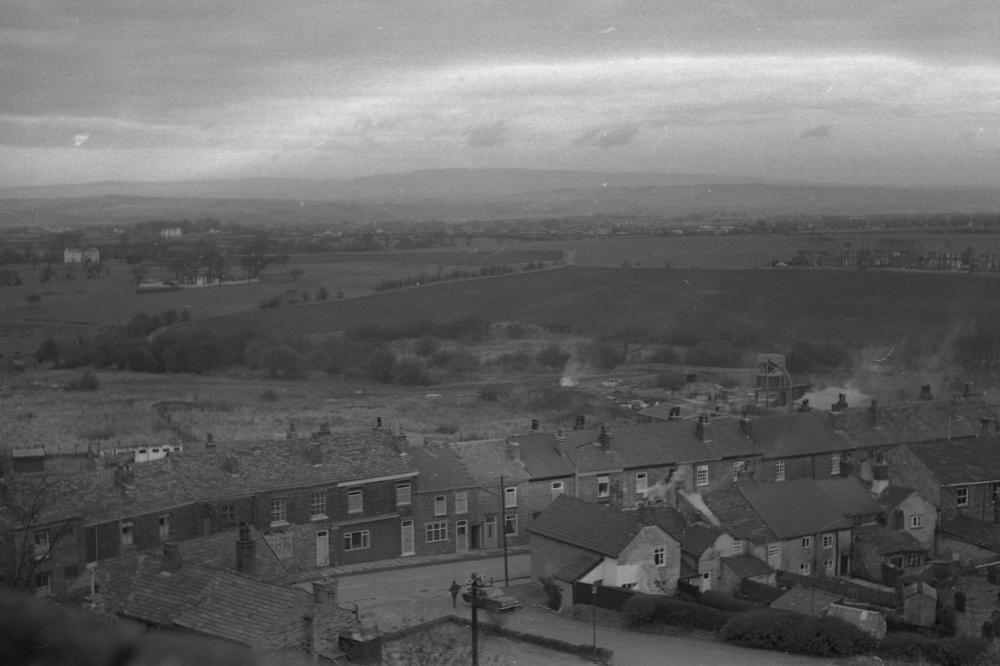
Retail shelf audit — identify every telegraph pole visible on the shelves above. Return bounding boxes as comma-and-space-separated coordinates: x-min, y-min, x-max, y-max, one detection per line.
470, 575, 479, 666
499, 474, 509, 586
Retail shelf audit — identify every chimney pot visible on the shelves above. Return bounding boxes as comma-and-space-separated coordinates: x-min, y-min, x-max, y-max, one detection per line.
919, 385, 932, 400
375, 416, 383, 430
163, 541, 182, 571
695, 414, 712, 442
235, 523, 256, 575
313, 579, 339, 605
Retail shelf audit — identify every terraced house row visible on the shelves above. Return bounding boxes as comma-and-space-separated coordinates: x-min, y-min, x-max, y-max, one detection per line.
4, 392, 1000, 604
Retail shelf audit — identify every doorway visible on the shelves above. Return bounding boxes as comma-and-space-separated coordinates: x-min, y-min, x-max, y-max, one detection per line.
316, 530, 330, 567
401, 520, 415, 556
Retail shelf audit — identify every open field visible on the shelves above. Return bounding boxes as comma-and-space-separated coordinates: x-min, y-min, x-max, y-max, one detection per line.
188, 264, 1000, 349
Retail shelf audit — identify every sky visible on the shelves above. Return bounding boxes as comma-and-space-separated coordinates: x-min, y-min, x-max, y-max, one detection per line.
2, 1, 999, 188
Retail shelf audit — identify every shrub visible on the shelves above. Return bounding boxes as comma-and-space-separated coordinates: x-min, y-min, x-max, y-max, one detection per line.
539, 577, 562, 611
721, 612, 874, 658
648, 346, 681, 364
622, 594, 735, 631
395, 358, 433, 386
879, 633, 990, 666
478, 384, 509, 402
698, 591, 757, 612
536, 344, 571, 369
65, 370, 100, 392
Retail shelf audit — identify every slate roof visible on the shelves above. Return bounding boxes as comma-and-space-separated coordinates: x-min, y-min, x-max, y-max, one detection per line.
814, 477, 883, 518
170, 525, 293, 584
645, 504, 689, 541
554, 552, 603, 583
770, 585, 843, 617
448, 438, 530, 488
528, 494, 644, 558
738, 481, 854, 539
855, 524, 926, 555
681, 524, 724, 557
92, 552, 355, 654
874, 485, 917, 513
939, 514, 1000, 551
750, 411, 854, 458
901, 437, 1000, 485
831, 397, 998, 449
4, 431, 416, 527
408, 443, 477, 492
516, 419, 755, 480
699, 487, 776, 544
721, 554, 773, 579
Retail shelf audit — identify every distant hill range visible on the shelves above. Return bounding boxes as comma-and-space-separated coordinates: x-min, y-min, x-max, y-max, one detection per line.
2, 169, 999, 227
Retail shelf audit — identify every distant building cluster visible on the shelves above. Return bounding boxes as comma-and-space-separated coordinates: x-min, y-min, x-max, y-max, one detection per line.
790, 238, 1000, 272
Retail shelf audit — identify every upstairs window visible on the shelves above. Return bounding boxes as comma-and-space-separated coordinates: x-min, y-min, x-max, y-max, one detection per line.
696, 465, 709, 487
311, 492, 327, 518
910, 514, 924, 529
434, 495, 447, 516
774, 460, 785, 482
830, 454, 841, 476
635, 472, 648, 495
504, 486, 518, 508
32, 531, 49, 561
347, 488, 363, 514
269, 498, 287, 525
454, 492, 468, 515
550, 481, 564, 499
158, 514, 170, 540
822, 534, 834, 549
221, 503, 236, 525
121, 521, 134, 546
653, 546, 666, 567
801, 536, 813, 549
597, 476, 610, 498
396, 482, 412, 506
956, 487, 969, 507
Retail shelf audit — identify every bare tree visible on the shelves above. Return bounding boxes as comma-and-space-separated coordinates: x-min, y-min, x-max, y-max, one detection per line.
0, 473, 79, 592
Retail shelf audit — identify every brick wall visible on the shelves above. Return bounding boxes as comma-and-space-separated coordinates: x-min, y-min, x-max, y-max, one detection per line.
529, 533, 596, 582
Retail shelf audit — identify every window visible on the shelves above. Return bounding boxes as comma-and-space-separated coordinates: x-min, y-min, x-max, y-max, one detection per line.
396, 482, 412, 506
434, 495, 447, 516
799, 562, 811, 575
269, 497, 287, 525
264, 532, 294, 559
822, 534, 834, 549
696, 465, 709, 487
730, 540, 744, 556
311, 492, 327, 518
635, 472, 648, 495
221, 503, 236, 525
343, 530, 370, 551
774, 460, 785, 482
454, 492, 468, 515
906, 554, 921, 567
504, 513, 518, 536
121, 521, 134, 546
504, 486, 518, 508
653, 546, 666, 567
956, 487, 969, 507
732, 461, 745, 482
34, 572, 51, 597
830, 454, 841, 476
425, 521, 448, 543
550, 481, 564, 499
347, 488, 363, 514
597, 475, 610, 498
825, 559, 835, 574
910, 514, 924, 529
32, 531, 49, 561
158, 514, 170, 540
801, 536, 813, 549
766, 543, 780, 562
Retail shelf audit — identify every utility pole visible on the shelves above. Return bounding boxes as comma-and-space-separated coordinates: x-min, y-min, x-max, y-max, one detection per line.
499, 474, 509, 586
470, 575, 479, 666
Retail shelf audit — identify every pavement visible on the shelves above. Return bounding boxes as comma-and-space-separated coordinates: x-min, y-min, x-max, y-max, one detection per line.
294, 544, 530, 583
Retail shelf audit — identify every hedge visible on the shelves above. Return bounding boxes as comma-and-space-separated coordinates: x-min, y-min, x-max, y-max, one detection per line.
720, 612, 876, 658
448, 616, 613, 664
878, 633, 990, 666
622, 593, 737, 631
697, 590, 758, 612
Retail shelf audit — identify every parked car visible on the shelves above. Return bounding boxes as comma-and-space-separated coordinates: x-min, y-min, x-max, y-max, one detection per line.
462, 586, 521, 612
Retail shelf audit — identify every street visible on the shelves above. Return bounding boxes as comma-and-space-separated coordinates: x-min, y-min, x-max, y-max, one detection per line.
332, 554, 836, 665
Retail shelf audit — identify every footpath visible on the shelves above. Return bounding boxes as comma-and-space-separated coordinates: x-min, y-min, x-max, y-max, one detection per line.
295, 544, 530, 583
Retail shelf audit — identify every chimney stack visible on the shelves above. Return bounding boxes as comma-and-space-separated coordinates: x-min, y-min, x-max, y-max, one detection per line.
395, 431, 408, 454
206, 433, 214, 448
574, 415, 586, 430
531, 419, 539, 432
668, 406, 681, 422
162, 541, 182, 571
869, 399, 879, 427
222, 454, 240, 475
871, 459, 890, 496
832, 394, 848, 411
598, 425, 613, 450
964, 383, 972, 398
919, 385, 932, 401
287, 422, 297, 440
506, 439, 521, 462
375, 416, 383, 430
313, 579, 339, 605
739, 416, 752, 437
797, 399, 811, 413
235, 523, 256, 575
316, 422, 331, 437
695, 414, 712, 443
554, 430, 566, 457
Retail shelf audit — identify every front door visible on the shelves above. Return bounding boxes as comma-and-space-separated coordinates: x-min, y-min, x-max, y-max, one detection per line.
840, 552, 851, 576
316, 530, 330, 567
456, 520, 469, 553
484, 516, 497, 549
401, 520, 415, 556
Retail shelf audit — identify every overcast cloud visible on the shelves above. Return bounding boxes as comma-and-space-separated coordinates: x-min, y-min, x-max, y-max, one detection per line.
2, 1, 999, 186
